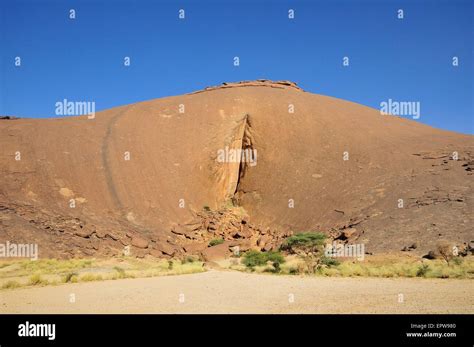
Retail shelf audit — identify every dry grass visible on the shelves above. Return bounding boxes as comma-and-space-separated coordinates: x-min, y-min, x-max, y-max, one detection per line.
223, 253, 474, 279
323, 254, 474, 279
0, 257, 205, 290
1, 280, 20, 289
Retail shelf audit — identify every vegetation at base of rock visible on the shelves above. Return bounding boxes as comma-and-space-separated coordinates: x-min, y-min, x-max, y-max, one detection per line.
225, 251, 474, 279
80, 273, 104, 282
29, 274, 48, 286
0, 258, 205, 289
320, 256, 340, 267
62, 271, 78, 283
416, 263, 430, 277
181, 256, 196, 264
279, 232, 330, 274
242, 250, 285, 269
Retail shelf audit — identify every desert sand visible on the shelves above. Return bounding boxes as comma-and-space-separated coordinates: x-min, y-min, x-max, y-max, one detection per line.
1, 270, 472, 314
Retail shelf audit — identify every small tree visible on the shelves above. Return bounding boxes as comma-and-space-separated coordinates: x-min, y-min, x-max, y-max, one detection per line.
280, 232, 326, 253
281, 232, 327, 273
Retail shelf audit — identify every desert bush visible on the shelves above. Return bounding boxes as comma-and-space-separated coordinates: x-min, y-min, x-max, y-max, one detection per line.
280, 232, 329, 274
268, 252, 285, 273
242, 250, 285, 269
2, 280, 20, 289
29, 274, 46, 286
266, 251, 285, 264
416, 263, 430, 277
181, 256, 196, 264
242, 251, 268, 267
320, 256, 340, 267
209, 238, 224, 247
113, 266, 127, 279
272, 261, 281, 273
62, 271, 78, 283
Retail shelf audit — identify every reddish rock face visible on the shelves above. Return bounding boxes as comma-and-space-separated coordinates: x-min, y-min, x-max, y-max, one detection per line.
0, 80, 472, 259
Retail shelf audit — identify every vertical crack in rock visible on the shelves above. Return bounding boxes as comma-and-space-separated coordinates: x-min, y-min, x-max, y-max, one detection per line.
215, 113, 255, 205
233, 114, 255, 205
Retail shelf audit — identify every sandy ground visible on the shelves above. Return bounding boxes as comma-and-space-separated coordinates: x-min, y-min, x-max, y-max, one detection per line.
0, 270, 473, 314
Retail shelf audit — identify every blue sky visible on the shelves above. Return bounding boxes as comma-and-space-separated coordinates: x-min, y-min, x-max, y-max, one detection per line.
1, 0, 473, 134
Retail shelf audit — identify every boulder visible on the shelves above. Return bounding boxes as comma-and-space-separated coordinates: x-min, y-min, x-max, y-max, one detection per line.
106, 231, 120, 241
201, 242, 232, 261
238, 224, 253, 238
257, 235, 271, 248
234, 239, 252, 252
131, 236, 149, 249
149, 249, 163, 258
183, 242, 208, 254
171, 224, 194, 238
263, 243, 274, 252
154, 241, 176, 256
74, 226, 94, 238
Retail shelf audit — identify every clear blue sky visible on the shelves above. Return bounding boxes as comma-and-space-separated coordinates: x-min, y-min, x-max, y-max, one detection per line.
1, 0, 473, 134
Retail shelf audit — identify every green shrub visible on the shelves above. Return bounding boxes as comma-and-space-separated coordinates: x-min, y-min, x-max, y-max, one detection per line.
242, 250, 267, 267
242, 250, 285, 268
267, 251, 285, 264
452, 257, 463, 266
62, 271, 78, 283
321, 256, 340, 267
209, 238, 224, 247
203, 205, 211, 212
416, 263, 430, 277
181, 256, 196, 264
